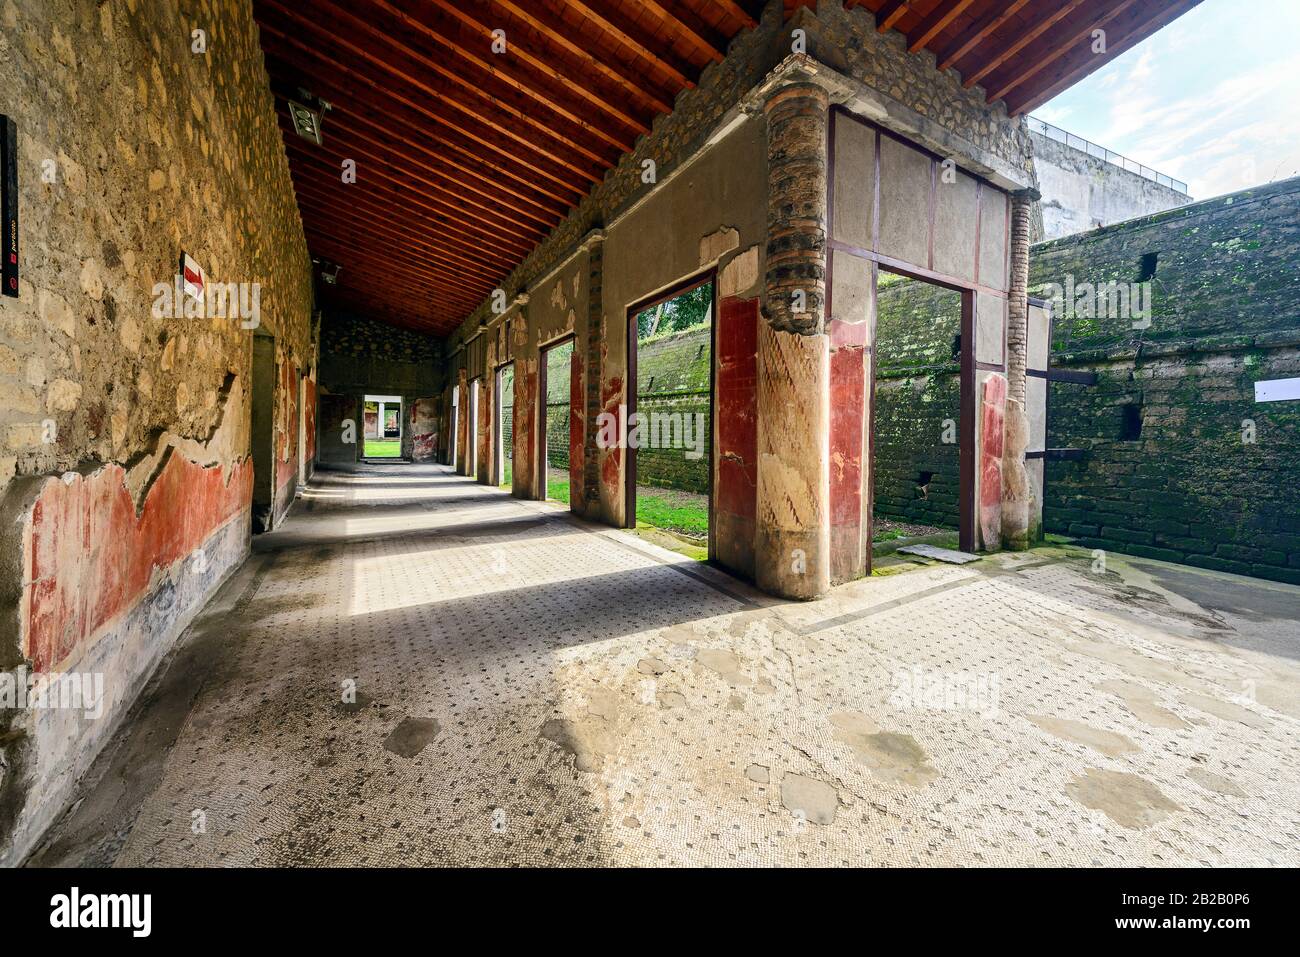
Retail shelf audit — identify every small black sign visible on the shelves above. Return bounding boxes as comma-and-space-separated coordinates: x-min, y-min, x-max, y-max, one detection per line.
0, 114, 16, 297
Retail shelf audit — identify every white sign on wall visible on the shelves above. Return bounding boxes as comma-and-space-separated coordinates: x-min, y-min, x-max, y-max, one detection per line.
1254, 378, 1300, 403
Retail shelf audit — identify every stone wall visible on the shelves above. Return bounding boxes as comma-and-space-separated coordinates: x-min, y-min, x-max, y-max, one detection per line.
1033, 177, 1300, 584
1031, 130, 1191, 241
0, 0, 314, 862
319, 309, 440, 396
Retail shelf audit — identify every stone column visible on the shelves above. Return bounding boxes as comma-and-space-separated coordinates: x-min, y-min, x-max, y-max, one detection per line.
755, 81, 831, 599
1001, 188, 1038, 550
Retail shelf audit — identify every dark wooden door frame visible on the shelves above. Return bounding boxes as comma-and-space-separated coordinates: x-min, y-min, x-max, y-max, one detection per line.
871, 264, 979, 556
624, 270, 717, 553
537, 333, 576, 503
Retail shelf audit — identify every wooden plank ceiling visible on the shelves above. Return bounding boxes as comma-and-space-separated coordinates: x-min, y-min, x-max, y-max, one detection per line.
253, 0, 1202, 336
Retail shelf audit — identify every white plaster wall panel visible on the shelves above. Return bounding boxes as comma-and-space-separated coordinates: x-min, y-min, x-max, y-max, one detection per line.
1027, 376, 1047, 453
976, 291, 1005, 366
832, 113, 876, 250
978, 189, 1010, 291
876, 135, 932, 270
830, 250, 873, 324
1027, 299, 1052, 372
932, 171, 980, 282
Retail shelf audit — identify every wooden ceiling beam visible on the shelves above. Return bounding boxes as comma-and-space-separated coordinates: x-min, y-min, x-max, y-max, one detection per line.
711, 0, 759, 30
963, 0, 1090, 89
319, 287, 459, 334
370, 0, 641, 153
421, 0, 655, 135
257, 22, 592, 199
986, 0, 1141, 104
261, 0, 608, 182
638, 0, 726, 64
907, 0, 978, 53
562, 0, 695, 88
935, 0, 1033, 72
296, 219, 493, 300
279, 122, 544, 253
293, 185, 515, 281
300, 0, 623, 166
875, 0, 913, 34
275, 105, 558, 236
1006, 0, 1206, 116
291, 182, 519, 279
491, 0, 675, 115
320, 288, 458, 332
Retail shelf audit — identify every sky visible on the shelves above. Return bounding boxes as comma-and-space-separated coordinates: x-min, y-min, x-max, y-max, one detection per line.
1033, 0, 1300, 201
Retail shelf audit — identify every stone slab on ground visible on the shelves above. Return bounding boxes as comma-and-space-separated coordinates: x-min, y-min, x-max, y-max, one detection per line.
897, 543, 982, 564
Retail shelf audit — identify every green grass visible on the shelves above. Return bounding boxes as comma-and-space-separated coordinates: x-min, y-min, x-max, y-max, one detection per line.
635, 492, 707, 538
364, 438, 401, 458
531, 475, 710, 550
546, 477, 570, 504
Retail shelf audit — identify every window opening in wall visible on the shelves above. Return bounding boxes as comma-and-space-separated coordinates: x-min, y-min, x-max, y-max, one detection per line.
872, 270, 965, 557
1120, 401, 1144, 441
1137, 252, 1159, 282
363, 394, 402, 459
450, 386, 458, 465
540, 340, 574, 504
468, 379, 480, 475
497, 363, 514, 488
629, 277, 714, 558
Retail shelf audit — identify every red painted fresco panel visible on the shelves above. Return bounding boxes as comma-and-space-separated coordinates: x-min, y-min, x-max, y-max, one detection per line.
979, 373, 1007, 548
828, 318, 867, 528
715, 297, 758, 523
23, 455, 252, 673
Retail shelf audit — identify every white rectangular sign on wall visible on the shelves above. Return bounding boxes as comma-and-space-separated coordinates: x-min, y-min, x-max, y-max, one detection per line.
1254, 377, 1300, 403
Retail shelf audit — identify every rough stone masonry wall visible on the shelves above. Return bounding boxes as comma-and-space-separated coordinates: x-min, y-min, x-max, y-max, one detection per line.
0, 0, 314, 862
1032, 177, 1300, 584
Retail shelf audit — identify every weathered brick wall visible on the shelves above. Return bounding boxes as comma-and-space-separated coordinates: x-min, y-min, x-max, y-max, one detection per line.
0, 0, 314, 862
1033, 178, 1300, 584
873, 278, 963, 528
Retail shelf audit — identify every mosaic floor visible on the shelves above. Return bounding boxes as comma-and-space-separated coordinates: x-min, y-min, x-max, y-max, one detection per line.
32, 464, 1300, 867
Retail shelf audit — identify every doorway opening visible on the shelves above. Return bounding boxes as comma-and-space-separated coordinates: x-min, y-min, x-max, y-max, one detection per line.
468, 379, 480, 476
251, 332, 276, 532
449, 387, 458, 466
538, 338, 574, 504
870, 268, 970, 566
363, 394, 402, 459
496, 363, 514, 487
626, 275, 714, 559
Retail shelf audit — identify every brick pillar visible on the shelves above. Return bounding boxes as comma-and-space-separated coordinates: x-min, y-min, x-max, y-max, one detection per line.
755, 81, 831, 600
1001, 188, 1038, 550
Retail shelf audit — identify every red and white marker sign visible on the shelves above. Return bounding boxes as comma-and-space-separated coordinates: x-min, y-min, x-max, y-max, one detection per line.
181, 252, 205, 303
